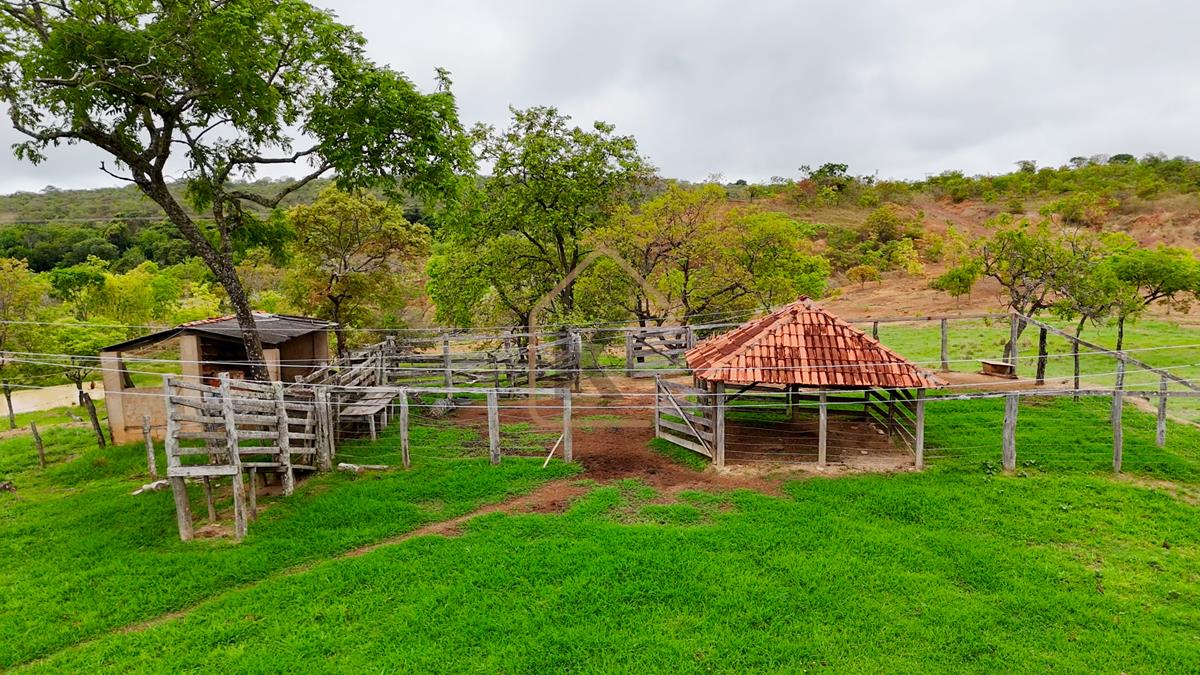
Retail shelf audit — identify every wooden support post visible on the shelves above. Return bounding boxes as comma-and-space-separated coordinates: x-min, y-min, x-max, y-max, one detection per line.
218, 373, 248, 541
1112, 359, 1125, 473
1009, 313, 1020, 372
872, 321, 879, 340
713, 382, 726, 468
571, 330, 583, 393
914, 389, 926, 469
442, 334, 452, 390
80, 391, 106, 449
1, 379, 13, 430
1156, 375, 1168, 448
247, 469, 259, 521
163, 378, 194, 541
817, 392, 828, 467
399, 389, 411, 469
562, 388, 573, 463
1035, 326, 1048, 385
486, 390, 500, 465
142, 415, 157, 479
203, 477, 216, 521
315, 387, 333, 472
624, 332, 635, 377
939, 319, 949, 371
31, 421, 45, 469
1002, 393, 1018, 472
885, 390, 896, 438
272, 382, 295, 496
653, 377, 662, 436
367, 413, 377, 441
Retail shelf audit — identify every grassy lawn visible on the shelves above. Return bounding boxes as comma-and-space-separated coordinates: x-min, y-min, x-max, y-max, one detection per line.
1, 393, 1196, 671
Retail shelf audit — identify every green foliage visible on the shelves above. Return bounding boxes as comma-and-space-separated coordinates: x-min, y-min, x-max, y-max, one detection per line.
284, 188, 430, 353
1039, 191, 1119, 227
0, 258, 48, 378
433, 106, 654, 326
931, 259, 982, 299
846, 264, 881, 287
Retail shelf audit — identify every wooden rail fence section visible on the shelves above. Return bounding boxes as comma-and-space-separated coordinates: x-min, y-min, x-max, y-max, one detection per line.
627, 326, 695, 377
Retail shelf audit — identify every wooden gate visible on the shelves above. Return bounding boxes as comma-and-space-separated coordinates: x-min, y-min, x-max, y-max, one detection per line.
653, 377, 721, 463
625, 326, 695, 377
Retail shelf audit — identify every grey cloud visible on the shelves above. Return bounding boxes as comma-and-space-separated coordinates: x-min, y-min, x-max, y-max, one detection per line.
3, 0, 1199, 193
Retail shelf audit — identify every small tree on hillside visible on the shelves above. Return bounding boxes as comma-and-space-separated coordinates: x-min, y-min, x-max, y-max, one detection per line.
847, 265, 881, 288
285, 189, 430, 356
1108, 247, 1200, 350
1, 0, 469, 378
0, 257, 46, 428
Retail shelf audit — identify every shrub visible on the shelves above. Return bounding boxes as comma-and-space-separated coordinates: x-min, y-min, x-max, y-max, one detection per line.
846, 264, 881, 287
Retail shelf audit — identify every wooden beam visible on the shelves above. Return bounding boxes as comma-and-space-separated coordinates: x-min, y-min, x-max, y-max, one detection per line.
1002, 393, 1018, 472
817, 392, 828, 467
486, 390, 501, 465
714, 382, 726, 468
142, 415, 157, 479
939, 319, 949, 371
163, 378, 193, 542
1157, 375, 1168, 448
273, 382, 295, 497
562, 388, 573, 463
218, 373, 248, 541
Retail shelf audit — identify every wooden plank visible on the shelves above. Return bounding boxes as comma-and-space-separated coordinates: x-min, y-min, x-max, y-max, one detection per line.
663, 386, 711, 456
141, 415, 157, 479
1003, 393, 1018, 472
487, 390, 500, 465
657, 418, 714, 442
657, 429, 713, 457
940, 319, 949, 371
167, 465, 240, 477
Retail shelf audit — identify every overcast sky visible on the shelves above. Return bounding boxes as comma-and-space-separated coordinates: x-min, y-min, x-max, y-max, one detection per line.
3, 0, 1198, 193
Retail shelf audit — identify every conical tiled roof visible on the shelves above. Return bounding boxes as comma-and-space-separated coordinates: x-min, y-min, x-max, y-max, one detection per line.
686, 298, 944, 389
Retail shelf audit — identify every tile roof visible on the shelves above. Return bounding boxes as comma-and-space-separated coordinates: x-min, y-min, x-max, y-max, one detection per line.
686, 298, 945, 389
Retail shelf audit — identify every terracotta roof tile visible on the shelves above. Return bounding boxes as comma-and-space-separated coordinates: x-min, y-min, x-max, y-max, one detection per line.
686, 298, 944, 389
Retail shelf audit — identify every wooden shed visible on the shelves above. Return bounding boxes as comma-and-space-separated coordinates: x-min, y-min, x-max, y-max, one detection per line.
100, 313, 333, 444
663, 298, 944, 467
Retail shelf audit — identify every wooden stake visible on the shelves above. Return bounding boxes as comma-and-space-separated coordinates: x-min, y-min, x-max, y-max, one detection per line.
31, 421, 45, 469
1035, 326, 1048, 385
2, 379, 14, 430
624, 332, 635, 377
653, 377, 662, 437
1156, 375, 1168, 448
713, 382, 726, 468
914, 388, 926, 470
939, 319, 949, 371
247, 468, 258, 521
80, 391, 106, 449
203, 477, 216, 521
562, 388, 573, 463
273, 382, 294, 496
142, 415, 157, 479
872, 321, 879, 340
817, 392, 828, 467
441, 334, 452, 390
399, 389, 410, 469
1002, 393, 1018, 472
1112, 359, 1125, 473
163, 378, 194, 541
218, 374, 248, 541
486, 390, 500, 465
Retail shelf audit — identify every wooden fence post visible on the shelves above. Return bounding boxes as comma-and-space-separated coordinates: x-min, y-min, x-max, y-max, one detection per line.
80, 391, 106, 449
1008, 313, 1020, 372
1156, 375, 1168, 448
871, 321, 879, 340
653, 376, 662, 436
31, 421, 45, 469
817, 392, 828, 467
315, 387, 333, 472
272, 382, 295, 496
1112, 359, 1125, 473
1002, 393, 1018, 472
163, 378, 194, 541
486, 390, 500, 465
562, 388, 573, 463
914, 389, 926, 470
1035, 327, 1048, 385
142, 415, 157, 479
442, 334, 452, 390
713, 382, 726, 468
571, 330, 583, 393
218, 373, 248, 541
624, 331, 634, 377
939, 319, 949, 371
399, 388, 411, 469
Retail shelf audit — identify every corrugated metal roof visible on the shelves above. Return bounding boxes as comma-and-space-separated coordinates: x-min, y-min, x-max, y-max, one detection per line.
101, 312, 335, 353
686, 298, 944, 389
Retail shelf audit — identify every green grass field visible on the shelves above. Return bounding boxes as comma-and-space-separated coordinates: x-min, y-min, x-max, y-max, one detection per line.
0, 389, 1198, 671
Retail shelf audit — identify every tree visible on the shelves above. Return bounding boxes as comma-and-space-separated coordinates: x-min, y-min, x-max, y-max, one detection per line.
0, 257, 46, 427
433, 106, 653, 327
1108, 247, 1200, 349
847, 265, 881, 287
285, 188, 430, 356
45, 319, 124, 404
1, 0, 469, 378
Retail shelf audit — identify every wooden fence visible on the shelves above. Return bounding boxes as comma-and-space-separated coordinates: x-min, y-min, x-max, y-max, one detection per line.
626, 326, 695, 377
653, 377, 721, 464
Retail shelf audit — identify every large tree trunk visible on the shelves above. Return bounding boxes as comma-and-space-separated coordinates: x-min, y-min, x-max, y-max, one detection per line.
141, 181, 270, 381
